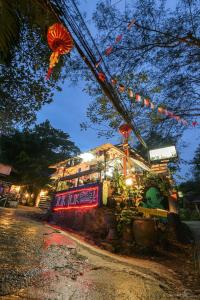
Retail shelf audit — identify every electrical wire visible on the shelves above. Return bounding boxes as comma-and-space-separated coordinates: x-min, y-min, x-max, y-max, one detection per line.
45, 0, 147, 148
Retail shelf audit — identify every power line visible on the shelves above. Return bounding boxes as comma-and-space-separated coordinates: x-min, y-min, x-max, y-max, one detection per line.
45, 0, 147, 149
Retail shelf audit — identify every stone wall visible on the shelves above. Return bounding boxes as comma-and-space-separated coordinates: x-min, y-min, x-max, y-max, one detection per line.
50, 207, 115, 241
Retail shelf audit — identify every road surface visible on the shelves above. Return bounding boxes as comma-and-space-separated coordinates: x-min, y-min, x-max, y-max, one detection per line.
0, 206, 198, 300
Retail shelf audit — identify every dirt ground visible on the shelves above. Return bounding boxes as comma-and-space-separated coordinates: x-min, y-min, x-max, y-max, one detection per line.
0, 206, 199, 300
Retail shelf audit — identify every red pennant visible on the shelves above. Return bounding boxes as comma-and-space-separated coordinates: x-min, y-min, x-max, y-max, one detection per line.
135, 94, 141, 102
105, 46, 113, 56
158, 107, 165, 114
144, 98, 150, 107
128, 88, 134, 98
150, 102, 155, 109
115, 34, 123, 43
111, 78, 118, 85
118, 84, 125, 93
174, 116, 181, 121
192, 121, 198, 127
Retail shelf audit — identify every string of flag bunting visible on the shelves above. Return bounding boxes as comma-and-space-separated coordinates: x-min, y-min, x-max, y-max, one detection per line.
98, 73, 199, 127
95, 19, 136, 68
95, 19, 198, 127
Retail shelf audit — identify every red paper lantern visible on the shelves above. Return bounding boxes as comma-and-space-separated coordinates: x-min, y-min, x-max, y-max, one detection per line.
119, 124, 132, 139
46, 23, 73, 79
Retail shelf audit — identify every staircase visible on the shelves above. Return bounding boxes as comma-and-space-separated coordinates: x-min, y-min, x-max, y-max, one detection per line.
38, 195, 51, 210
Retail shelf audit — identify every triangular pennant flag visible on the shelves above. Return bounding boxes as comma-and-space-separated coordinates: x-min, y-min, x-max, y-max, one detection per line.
115, 34, 123, 43
105, 46, 113, 56
118, 84, 125, 92
135, 93, 141, 102
192, 121, 198, 127
144, 98, 150, 107
174, 115, 181, 121
128, 88, 134, 98
158, 107, 165, 114
111, 78, 117, 85
150, 102, 155, 109
181, 119, 188, 126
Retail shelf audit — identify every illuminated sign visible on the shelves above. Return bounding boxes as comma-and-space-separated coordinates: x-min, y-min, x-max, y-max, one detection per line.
52, 183, 101, 211
149, 146, 177, 161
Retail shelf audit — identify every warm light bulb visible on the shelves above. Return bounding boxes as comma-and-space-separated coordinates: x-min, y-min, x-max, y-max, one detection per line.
125, 177, 133, 186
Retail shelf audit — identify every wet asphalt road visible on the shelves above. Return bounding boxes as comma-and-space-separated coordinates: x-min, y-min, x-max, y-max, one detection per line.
0, 206, 198, 300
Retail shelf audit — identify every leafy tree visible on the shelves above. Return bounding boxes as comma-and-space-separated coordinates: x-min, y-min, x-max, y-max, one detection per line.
78, 0, 200, 142
179, 144, 200, 197
0, 120, 80, 195
0, 0, 67, 132
192, 143, 200, 181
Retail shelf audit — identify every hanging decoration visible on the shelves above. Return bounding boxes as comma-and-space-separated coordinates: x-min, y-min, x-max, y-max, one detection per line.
95, 19, 136, 68
119, 123, 132, 139
119, 124, 132, 176
46, 23, 73, 79
96, 70, 197, 127
92, 17, 198, 128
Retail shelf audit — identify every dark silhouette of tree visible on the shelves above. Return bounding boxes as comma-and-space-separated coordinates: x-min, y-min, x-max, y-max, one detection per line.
0, 120, 80, 191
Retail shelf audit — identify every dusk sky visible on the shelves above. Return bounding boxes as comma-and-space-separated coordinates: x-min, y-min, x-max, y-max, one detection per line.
37, 0, 199, 182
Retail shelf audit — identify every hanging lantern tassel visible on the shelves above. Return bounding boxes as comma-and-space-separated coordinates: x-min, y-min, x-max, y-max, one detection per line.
46, 23, 73, 79
47, 51, 60, 79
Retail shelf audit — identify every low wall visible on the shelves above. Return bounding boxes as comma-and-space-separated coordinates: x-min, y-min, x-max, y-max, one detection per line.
50, 207, 115, 240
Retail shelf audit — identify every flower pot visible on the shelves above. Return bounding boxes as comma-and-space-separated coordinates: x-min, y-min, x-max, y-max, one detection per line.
133, 218, 158, 248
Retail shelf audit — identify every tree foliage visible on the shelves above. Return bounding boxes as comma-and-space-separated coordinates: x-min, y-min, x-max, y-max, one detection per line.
78, 0, 200, 142
0, 0, 68, 131
0, 120, 80, 189
192, 143, 200, 181
179, 143, 200, 197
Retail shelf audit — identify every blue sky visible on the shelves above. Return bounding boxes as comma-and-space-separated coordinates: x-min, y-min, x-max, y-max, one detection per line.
37, 0, 199, 182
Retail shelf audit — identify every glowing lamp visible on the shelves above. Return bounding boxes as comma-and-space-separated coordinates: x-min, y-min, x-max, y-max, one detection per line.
79, 152, 95, 162
125, 177, 133, 186
46, 23, 73, 79
119, 124, 132, 139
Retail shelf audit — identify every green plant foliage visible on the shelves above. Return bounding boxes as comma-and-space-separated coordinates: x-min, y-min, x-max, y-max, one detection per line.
0, 0, 68, 132
77, 0, 200, 141
0, 120, 80, 192
142, 172, 171, 198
